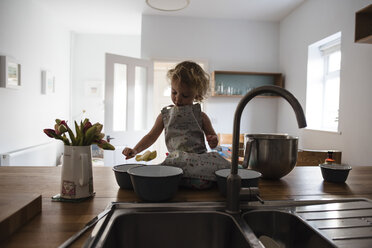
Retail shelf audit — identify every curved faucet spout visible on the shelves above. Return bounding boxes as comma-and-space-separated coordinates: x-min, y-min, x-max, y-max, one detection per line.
231, 85, 307, 174
226, 85, 307, 213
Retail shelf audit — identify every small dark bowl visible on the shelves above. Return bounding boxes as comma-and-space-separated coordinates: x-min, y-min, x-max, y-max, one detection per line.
215, 168, 262, 196
113, 164, 144, 189
128, 165, 183, 202
319, 163, 352, 183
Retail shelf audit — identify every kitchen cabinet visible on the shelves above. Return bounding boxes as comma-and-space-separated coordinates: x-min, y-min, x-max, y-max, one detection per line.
355, 4, 372, 44
211, 71, 284, 97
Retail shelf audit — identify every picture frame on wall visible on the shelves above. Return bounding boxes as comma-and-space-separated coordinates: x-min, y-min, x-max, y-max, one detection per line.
84, 80, 103, 97
0, 55, 22, 89
41, 70, 55, 94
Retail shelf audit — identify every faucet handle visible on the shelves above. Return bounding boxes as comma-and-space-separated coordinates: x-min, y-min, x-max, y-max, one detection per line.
239, 187, 263, 203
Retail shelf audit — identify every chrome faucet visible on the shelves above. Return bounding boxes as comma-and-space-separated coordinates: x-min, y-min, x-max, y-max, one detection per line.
226, 85, 307, 213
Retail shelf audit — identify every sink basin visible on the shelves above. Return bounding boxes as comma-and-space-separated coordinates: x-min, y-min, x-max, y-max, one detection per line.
242, 210, 335, 248
83, 199, 372, 248
84, 202, 259, 248
95, 211, 252, 248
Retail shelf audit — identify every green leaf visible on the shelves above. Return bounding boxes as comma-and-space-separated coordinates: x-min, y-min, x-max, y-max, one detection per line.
84, 126, 97, 145
62, 134, 70, 145
67, 127, 76, 145
79, 121, 85, 145
74, 121, 83, 146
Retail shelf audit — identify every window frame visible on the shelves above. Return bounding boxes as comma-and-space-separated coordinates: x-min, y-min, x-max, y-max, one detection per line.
305, 32, 342, 133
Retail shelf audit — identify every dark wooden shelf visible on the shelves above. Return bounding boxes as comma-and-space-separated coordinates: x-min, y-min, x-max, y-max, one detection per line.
211, 71, 284, 97
355, 4, 372, 44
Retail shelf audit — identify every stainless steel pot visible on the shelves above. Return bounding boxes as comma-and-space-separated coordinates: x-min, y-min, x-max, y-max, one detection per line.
243, 133, 298, 179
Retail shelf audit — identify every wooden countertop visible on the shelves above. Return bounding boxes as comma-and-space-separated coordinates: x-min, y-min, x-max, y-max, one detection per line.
1, 165, 372, 247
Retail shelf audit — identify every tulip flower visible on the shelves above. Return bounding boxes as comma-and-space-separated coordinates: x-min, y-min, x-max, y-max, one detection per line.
83, 121, 92, 133
54, 119, 69, 135
44, 118, 115, 150
82, 118, 90, 127
44, 129, 58, 138
58, 124, 68, 134
96, 133, 105, 140
96, 140, 115, 150
94, 123, 103, 134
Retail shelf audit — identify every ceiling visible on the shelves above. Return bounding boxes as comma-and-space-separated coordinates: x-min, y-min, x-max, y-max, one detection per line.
34, 0, 305, 35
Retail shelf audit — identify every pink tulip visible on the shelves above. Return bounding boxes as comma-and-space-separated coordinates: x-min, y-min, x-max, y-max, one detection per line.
94, 123, 103, 134
45, 118, 115, 150
83, 121, 92, 133
44, 129, 57, 138
54, 120, 69, 135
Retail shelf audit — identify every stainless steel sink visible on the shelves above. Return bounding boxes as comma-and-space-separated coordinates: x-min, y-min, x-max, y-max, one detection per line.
94, 211, 252, 248
83, 199, 372, 248
242, 210, 335, 248
84, 202, 261, 248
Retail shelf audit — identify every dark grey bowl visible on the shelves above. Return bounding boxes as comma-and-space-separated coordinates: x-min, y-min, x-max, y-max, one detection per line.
128, 165, 183, 202
320, 163, 352, 183
113, 164, 144, 189
215, 168, 262, 196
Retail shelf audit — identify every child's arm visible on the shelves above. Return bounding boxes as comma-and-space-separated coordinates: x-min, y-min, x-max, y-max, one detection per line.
201, 112, 218, 149
122, 114, 164, 159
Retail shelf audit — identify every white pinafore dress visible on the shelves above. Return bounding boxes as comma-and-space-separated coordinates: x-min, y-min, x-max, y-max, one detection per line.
161, 104, 231, 181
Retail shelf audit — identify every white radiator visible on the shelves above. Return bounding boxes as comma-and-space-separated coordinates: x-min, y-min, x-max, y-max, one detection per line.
0, 142, 64, 166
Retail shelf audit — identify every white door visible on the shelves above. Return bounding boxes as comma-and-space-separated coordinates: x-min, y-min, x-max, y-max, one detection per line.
104, 53, 154, 166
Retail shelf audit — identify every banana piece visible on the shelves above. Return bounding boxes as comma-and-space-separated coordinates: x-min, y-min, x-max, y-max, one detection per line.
136, 151, 151, 161
135, 154, 141, 161
148, 150, 157, 160
135, 150, 157, 162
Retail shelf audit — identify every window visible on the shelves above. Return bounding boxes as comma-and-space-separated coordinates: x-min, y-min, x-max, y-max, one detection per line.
306, 32, 341, 132
134, 66, 148, 130
113, 63, 127, 131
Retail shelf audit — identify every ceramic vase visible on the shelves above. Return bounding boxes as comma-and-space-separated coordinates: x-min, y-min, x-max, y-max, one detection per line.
60, 145, 94, 199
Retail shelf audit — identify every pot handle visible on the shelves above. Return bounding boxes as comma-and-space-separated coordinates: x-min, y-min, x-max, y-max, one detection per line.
79, 153, 88, 186
242, 138, 255, 169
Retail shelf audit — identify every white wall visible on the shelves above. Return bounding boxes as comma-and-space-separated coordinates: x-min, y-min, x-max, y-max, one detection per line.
3, 0, 370, 168
0, 0, 71, 154
141, 15, 281, 135
71, 33, 141, 125
278, 0, 372, 166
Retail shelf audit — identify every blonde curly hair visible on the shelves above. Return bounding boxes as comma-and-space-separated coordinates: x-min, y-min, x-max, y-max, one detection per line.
167, 61, 210, 102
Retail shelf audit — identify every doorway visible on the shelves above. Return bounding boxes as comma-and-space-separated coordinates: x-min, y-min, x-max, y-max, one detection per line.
103, 53, 153, 166
103, 56, 207, 166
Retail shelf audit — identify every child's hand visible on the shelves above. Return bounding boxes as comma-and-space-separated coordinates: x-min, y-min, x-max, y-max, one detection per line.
206, 135, 218, 149
122, 147, 137, 160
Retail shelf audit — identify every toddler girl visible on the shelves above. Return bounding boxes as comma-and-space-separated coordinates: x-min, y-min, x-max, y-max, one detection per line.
122, 61, 230, 189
